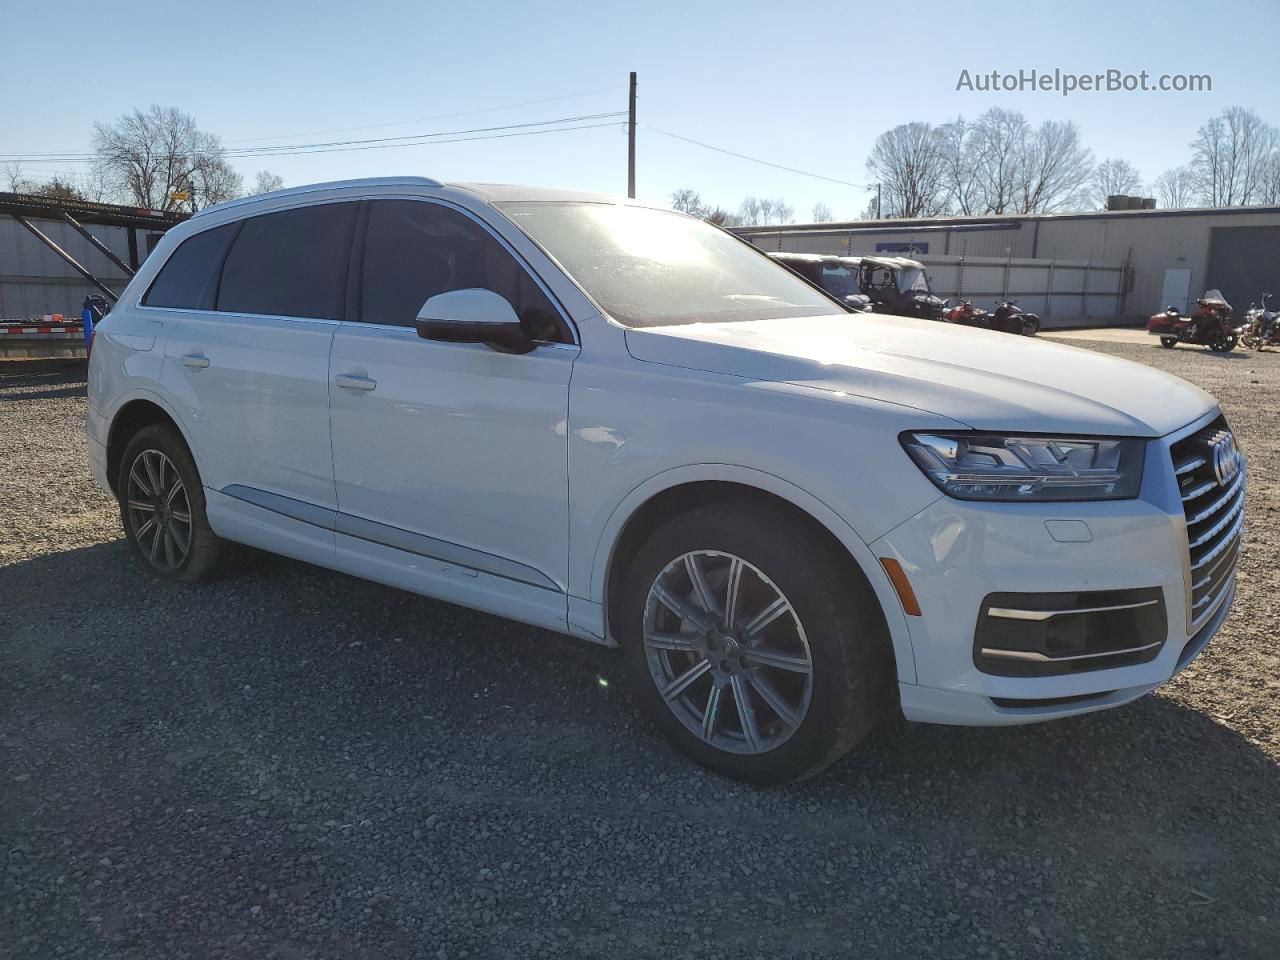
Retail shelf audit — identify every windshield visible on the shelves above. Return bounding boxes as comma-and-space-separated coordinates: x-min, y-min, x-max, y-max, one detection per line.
897, 267, 931, 294
818, 263, 862, 299
497, 202, 845, 327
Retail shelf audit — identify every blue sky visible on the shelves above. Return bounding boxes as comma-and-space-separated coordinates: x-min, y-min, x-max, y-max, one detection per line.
4, 0, 1278, 219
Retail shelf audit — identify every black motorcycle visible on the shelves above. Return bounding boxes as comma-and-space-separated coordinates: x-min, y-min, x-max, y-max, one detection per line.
991, 299, 1040, 336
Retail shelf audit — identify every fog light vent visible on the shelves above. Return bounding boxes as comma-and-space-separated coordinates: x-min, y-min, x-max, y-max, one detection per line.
974, 588, 1166, 677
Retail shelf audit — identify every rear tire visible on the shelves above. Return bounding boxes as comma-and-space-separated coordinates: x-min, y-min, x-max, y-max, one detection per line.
1160, 337, 1177, 349
117, 424, 226, 582
617, 499, 893, 783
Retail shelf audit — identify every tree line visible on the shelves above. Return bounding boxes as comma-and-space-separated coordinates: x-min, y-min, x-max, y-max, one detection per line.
669, 189, 836, 227
7, 103, 1278, 224
674, 105, 1280, 224
3, 105, 284, 212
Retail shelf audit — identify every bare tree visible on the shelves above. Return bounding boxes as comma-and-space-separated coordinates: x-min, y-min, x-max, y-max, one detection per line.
33, 175, 84, 201
1190, 107, 1278, 206
250, 171, 285, 195
736, 195, 795, 225
931, 110, 1092, 214
968, 108, 1029, 214
811, 202, 834, 222
703, 207, 739, 227
1153, 166, 1197, 208
93, 105, 243, 212
2, 162, 36, 193
670, 187, 705, 215
1090, 158, 1144, 208
865, 122, 946, 218
937, 117, 983, 215
1017, 120, 1094, 212
1260, 152, 1280, 204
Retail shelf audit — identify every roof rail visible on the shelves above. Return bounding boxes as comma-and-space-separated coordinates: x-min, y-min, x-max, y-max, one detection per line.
192, 176, 444, 218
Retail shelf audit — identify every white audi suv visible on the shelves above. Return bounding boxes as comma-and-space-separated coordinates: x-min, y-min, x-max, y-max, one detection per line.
86, 177, 1244, 782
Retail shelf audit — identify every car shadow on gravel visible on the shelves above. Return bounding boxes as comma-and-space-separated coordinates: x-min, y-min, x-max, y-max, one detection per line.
7, 539, 1277, 818
6, 540, 1279, 958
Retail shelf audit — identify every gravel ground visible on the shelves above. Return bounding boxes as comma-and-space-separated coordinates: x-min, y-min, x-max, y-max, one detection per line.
2, 341, 1278, 960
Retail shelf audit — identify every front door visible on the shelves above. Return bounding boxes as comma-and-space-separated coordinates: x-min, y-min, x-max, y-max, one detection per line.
1161, 268, 1192, 314
327, 199, 578, 626
160, 202, 357, 518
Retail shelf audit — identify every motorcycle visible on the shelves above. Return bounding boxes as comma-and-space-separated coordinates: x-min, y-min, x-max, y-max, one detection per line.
1241, 292, 1280, 350
1146, 289, 1242, 352
991, 299, 1041, 336
940, 298, 991, 329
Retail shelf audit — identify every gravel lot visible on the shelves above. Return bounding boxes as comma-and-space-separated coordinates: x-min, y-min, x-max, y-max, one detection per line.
3, 339, 1278, 959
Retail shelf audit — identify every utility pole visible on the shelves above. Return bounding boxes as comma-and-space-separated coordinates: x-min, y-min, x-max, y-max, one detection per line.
627, 71, 637, 199
875, 182, 882, 220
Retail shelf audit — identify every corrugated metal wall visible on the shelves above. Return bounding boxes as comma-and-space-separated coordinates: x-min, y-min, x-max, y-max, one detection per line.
738, 208, 1280, 322
0, 217, 161, 318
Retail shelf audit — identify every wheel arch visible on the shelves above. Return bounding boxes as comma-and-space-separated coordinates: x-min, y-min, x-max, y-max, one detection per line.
594, 466, 918, 684
105, 393, 197, 497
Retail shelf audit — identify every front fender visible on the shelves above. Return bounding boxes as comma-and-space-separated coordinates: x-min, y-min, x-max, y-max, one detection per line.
587, 462, 919, 684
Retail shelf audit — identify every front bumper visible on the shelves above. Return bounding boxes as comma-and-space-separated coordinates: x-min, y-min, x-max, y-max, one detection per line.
874, 409, 1242, 726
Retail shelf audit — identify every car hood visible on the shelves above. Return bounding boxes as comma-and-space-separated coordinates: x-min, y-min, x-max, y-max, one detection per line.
623, 313, 1215, 437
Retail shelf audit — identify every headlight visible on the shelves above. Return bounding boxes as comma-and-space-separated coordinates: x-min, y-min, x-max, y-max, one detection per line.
901, 432, 1145, 501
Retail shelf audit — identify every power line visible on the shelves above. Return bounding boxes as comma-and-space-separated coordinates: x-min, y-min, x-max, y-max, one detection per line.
225, 84, 627, 144
646, 125, 872, 190
221, 112, 626, 157
0, 112, 627, 163
223, 120, 624, 158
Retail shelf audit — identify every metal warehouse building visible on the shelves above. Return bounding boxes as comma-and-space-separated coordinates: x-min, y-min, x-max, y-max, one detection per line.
735, 205, 1280, 326
0, 193, 181, 319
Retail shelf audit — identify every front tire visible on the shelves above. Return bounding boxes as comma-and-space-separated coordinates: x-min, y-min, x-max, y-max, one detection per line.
1209, 335, 1237, 353
1160, 337, 1178, 349
117, 424, 226, 581
618, 499, 893, 783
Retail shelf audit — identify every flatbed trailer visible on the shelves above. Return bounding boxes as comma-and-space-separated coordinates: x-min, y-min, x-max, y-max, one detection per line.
0, 193, 186, 361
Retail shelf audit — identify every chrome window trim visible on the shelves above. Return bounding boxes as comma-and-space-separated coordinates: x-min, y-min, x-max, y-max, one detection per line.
331, 317, 579, 352
354, 194, 580, 347
137, 193, 581, 347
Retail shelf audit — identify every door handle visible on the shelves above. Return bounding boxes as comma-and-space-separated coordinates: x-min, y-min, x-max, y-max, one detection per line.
180, 353, 210, 369
334, 373, 377, 392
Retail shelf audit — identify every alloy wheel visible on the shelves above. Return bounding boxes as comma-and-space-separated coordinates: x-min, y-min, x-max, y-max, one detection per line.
125, 449, 192, 572
642, 551, 813, 755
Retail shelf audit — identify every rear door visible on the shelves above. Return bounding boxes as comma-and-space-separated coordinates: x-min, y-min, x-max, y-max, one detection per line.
160, 201, 357, 533
327, 198, 577, 627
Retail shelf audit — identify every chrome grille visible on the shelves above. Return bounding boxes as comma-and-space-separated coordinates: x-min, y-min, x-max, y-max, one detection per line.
1171, 416, 1245, 631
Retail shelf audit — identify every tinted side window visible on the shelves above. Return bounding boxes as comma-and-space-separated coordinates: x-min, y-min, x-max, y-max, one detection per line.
217, 202, 357, 319
141, 223, 238, 310
360, 200, 566, 341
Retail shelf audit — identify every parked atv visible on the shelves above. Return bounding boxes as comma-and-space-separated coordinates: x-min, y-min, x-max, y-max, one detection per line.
991, 299, 1040, 336
941, 298, 991, 329
858, 257, 946, 321
1241, 293, 1280, 351
1147, 289, 1242, 352
769, 253, 873, 312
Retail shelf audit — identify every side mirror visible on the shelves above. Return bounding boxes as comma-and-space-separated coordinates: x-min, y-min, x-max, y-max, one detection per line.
415, 289, 535, 355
